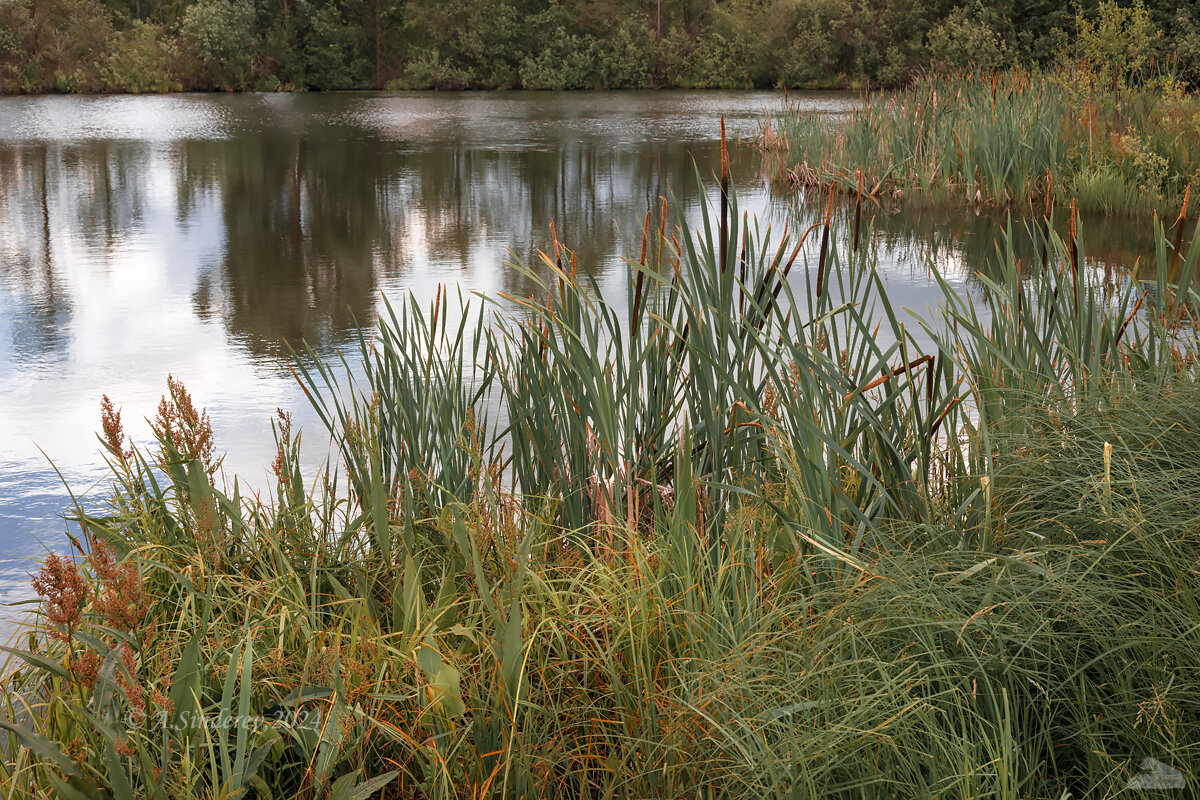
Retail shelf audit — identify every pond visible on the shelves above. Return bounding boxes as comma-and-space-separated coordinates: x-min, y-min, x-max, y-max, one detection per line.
0, 90, 1163, 630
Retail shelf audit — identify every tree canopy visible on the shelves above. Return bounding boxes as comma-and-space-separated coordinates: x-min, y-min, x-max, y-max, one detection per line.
1, 0, 1197, 92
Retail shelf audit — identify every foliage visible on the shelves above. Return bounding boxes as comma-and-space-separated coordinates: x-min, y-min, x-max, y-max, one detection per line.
1077, 0, 1161, 83
399, 49, 475, 90
519, 15, 658, 90
770, 0, 842, 88
926, 2, 1014, 71
397, 0, 523, 89
178, 0, 256, 90
257, 13, 308, 90
767, 68, 1200, 216
0, 0, 113, 93
101, 21, 175, 93
3, 163, 1200, 796
519, 28, 599, 89
594, 19, 656, 88
305, 3, 372, 90
2, 0, 1200, 92
1173, 7, 1200, 87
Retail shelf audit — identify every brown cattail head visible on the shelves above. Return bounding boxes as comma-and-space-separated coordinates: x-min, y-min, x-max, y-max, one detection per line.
1169, 183, 1192, 280
639, 210, 651, 266
432, 283, 442, 337
1175, 183, 1191, 228
1044, 169, 1054, 218
549, 219, 562, 269
719, 115, 728, 184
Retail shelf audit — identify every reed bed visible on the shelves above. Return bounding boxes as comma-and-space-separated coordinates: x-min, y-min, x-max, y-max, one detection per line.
765, 68, 1200, 217
2, 146, 1200, 798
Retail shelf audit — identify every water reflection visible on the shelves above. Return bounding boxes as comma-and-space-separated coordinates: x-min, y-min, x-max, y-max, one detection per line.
2, 94, 788, 363
0, 145, 72, 363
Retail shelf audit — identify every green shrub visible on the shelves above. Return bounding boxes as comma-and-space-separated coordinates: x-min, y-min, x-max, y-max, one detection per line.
1172, 8, 1200, 86
773, 0, 838, 88
926, 2, 1014, 70
689, 30, 754, 88
101, 21, 174, 93
403, 48, 475, 90
451, 0, 523, 88
650, 26, 695, 86
179, 0, 256, 90
519, 28, 600, 89
304, 3, 372, 90
1078, 0, 1162, 84
594, 19, 655, 89
258, 14, 308, 89
0, 0, 112, 92
0, 25, 20, 93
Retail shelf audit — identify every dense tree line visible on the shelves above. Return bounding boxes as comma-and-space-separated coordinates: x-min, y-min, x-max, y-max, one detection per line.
1, 0, 1198, 92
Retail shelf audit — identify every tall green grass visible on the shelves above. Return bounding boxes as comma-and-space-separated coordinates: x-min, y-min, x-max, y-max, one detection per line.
3, 152, 1199, 798
765, 68, 1200, 217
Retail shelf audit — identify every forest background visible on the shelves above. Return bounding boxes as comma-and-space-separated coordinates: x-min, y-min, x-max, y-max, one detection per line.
2, 0, 1199, 93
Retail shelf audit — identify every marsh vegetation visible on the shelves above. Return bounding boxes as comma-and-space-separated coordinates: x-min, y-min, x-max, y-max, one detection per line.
765, 1, 1200, 217
3, 135, 1200, 796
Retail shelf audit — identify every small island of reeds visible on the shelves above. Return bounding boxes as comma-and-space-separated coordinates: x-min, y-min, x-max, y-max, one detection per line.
763, 8, 1200, 218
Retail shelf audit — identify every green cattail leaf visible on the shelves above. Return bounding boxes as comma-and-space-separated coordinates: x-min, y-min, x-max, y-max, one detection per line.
0, 721, 80, 777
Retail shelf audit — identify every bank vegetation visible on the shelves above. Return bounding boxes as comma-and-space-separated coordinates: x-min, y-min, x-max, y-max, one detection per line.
2, 152, 1200, 797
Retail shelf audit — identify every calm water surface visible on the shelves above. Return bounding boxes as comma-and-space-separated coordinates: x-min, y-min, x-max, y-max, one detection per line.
0, 91, 1162, 629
